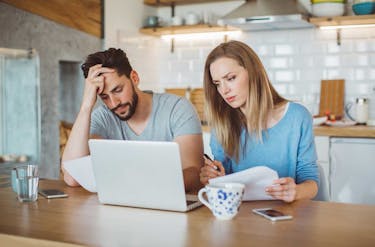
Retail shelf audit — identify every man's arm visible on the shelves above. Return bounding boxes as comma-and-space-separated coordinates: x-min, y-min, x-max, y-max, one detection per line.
61, 107, 102, 187
174, 134, 204, 193
61, 64, 112, 186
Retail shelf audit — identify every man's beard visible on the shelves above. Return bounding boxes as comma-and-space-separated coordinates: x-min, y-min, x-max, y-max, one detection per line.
110, 86, 138, 121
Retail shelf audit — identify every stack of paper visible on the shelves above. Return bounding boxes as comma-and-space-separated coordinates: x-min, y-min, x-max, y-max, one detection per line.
63, 156, 97, 192
209, 166, 278, 201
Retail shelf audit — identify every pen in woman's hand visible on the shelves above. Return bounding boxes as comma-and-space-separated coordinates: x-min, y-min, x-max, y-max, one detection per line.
204, 153, 218, 170
203, 154, 226, 177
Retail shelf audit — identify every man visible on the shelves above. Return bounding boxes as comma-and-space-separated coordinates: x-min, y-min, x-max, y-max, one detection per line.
62, 48, 203, 192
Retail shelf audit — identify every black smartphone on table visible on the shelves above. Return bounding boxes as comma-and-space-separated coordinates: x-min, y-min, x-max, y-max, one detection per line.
39, 189, 68, 199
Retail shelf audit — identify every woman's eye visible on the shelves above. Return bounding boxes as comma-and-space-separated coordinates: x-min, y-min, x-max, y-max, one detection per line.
228, 76, 236, 81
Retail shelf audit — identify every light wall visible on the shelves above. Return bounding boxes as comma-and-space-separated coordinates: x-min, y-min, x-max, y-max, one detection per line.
0, 2, 102, 178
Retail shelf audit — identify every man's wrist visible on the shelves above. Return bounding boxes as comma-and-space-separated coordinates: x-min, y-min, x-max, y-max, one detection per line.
79, 103, 94, 115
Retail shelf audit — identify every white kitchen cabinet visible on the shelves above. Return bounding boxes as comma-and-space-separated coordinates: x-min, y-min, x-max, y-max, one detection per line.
330, 138, 375, 205
314, 136, 330, 201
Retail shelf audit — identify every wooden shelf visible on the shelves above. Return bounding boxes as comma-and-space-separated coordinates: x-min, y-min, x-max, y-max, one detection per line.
144, 0, 234, 6
309, 14, 375, 27
139, 24, 239, 36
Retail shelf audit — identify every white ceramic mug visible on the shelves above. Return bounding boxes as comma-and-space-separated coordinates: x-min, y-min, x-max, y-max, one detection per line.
198, 183, 245, 220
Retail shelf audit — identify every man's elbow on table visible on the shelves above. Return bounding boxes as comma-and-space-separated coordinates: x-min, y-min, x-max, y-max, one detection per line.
62, 168, 81, 187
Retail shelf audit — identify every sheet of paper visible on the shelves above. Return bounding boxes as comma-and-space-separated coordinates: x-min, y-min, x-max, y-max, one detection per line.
209, 166, 278, 201
63, 156, 97, 193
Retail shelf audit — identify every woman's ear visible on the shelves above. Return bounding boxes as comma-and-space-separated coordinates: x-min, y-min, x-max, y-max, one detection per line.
130, 70, 140, 86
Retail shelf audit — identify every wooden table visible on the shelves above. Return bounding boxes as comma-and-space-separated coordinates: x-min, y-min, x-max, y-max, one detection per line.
1, 180, 374, 247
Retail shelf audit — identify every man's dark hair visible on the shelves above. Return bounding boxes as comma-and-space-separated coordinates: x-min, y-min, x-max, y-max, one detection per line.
81, 48, 133, 78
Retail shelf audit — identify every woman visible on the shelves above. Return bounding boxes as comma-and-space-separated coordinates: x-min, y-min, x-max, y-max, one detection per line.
200, 40, 318, 203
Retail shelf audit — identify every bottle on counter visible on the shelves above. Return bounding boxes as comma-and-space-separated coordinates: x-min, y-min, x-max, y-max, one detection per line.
356, 97, 369, 124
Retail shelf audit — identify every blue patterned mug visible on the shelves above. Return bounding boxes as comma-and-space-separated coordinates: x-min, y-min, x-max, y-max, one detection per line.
198, 183, 245, 220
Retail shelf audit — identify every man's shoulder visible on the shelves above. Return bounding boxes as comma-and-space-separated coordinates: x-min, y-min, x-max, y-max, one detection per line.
154, 92, 191, 109
155, 92, 184, 103
91, 103, 116, 121
92, 103, 110, 114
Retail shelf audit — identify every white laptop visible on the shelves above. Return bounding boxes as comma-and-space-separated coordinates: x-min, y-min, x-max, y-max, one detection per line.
88, 139, 202, 212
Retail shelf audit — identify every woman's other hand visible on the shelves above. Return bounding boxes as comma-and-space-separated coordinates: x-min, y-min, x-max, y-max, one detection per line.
266, 177, 297, 203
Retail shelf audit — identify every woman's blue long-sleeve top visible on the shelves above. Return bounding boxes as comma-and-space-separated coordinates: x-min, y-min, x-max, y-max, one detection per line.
210, 102, 319, 185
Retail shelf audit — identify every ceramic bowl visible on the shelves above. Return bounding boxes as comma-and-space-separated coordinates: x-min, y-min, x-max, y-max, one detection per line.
313, 116, 328, 126
352, 2, 375, 15
312, 3, 345, 17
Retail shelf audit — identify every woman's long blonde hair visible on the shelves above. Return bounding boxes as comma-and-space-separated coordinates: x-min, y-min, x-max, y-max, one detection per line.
204, 40, 286, 161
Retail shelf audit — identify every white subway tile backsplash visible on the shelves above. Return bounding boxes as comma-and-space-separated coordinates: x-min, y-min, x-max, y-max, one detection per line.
275, 70, 295, 82
299, 69, 323, 81
287, 29, 314, 41
180, 72, 203, 85
355, 69, 366, 80
339, 68, 355, 80
191, 59, 205, 72
370, 69, 375, 80
275, 44, 294, 55
346, 83, 374, 96
266, 71, 274, 82
255, 45, 273, 56
315, 29, 337, 41
327, 40, 353, 53
292, 56, 314, 68
169, 60, 191, 73
178, 48, 201, 60
354, 40, 370, 52
324, 56, 340, 67
121, 27, 375, 103
295, 70, 300, 81
341, 27, 375, 39
371, 41, 375, 52
326, 42, 340, 53
357, 55, 369, 66
341, 54, 358, 67
269, 57, 288, 69
300, 43, 326, 54
370, 55, 375, 66
273, 84, 288, 95
326, 69, 340, 78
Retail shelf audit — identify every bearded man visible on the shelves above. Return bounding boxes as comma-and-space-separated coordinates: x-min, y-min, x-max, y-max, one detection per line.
62, 48, 203, 192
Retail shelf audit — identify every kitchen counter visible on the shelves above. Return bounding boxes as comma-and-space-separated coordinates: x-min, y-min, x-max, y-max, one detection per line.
314, 125, 375, 138
202, 125, 375, 138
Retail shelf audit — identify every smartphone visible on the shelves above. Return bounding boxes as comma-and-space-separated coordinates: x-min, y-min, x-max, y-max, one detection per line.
39, 189, 68, 199
252, 208, 293, 221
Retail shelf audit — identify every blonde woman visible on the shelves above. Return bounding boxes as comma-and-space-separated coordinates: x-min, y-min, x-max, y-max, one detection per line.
200, 40, 318, 203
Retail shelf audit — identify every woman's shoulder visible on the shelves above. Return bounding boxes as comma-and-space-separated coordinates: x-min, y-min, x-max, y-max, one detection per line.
288, 102, 312, 117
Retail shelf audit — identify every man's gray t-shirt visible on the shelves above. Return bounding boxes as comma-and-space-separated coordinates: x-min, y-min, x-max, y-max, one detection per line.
90, 92, 202, 140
